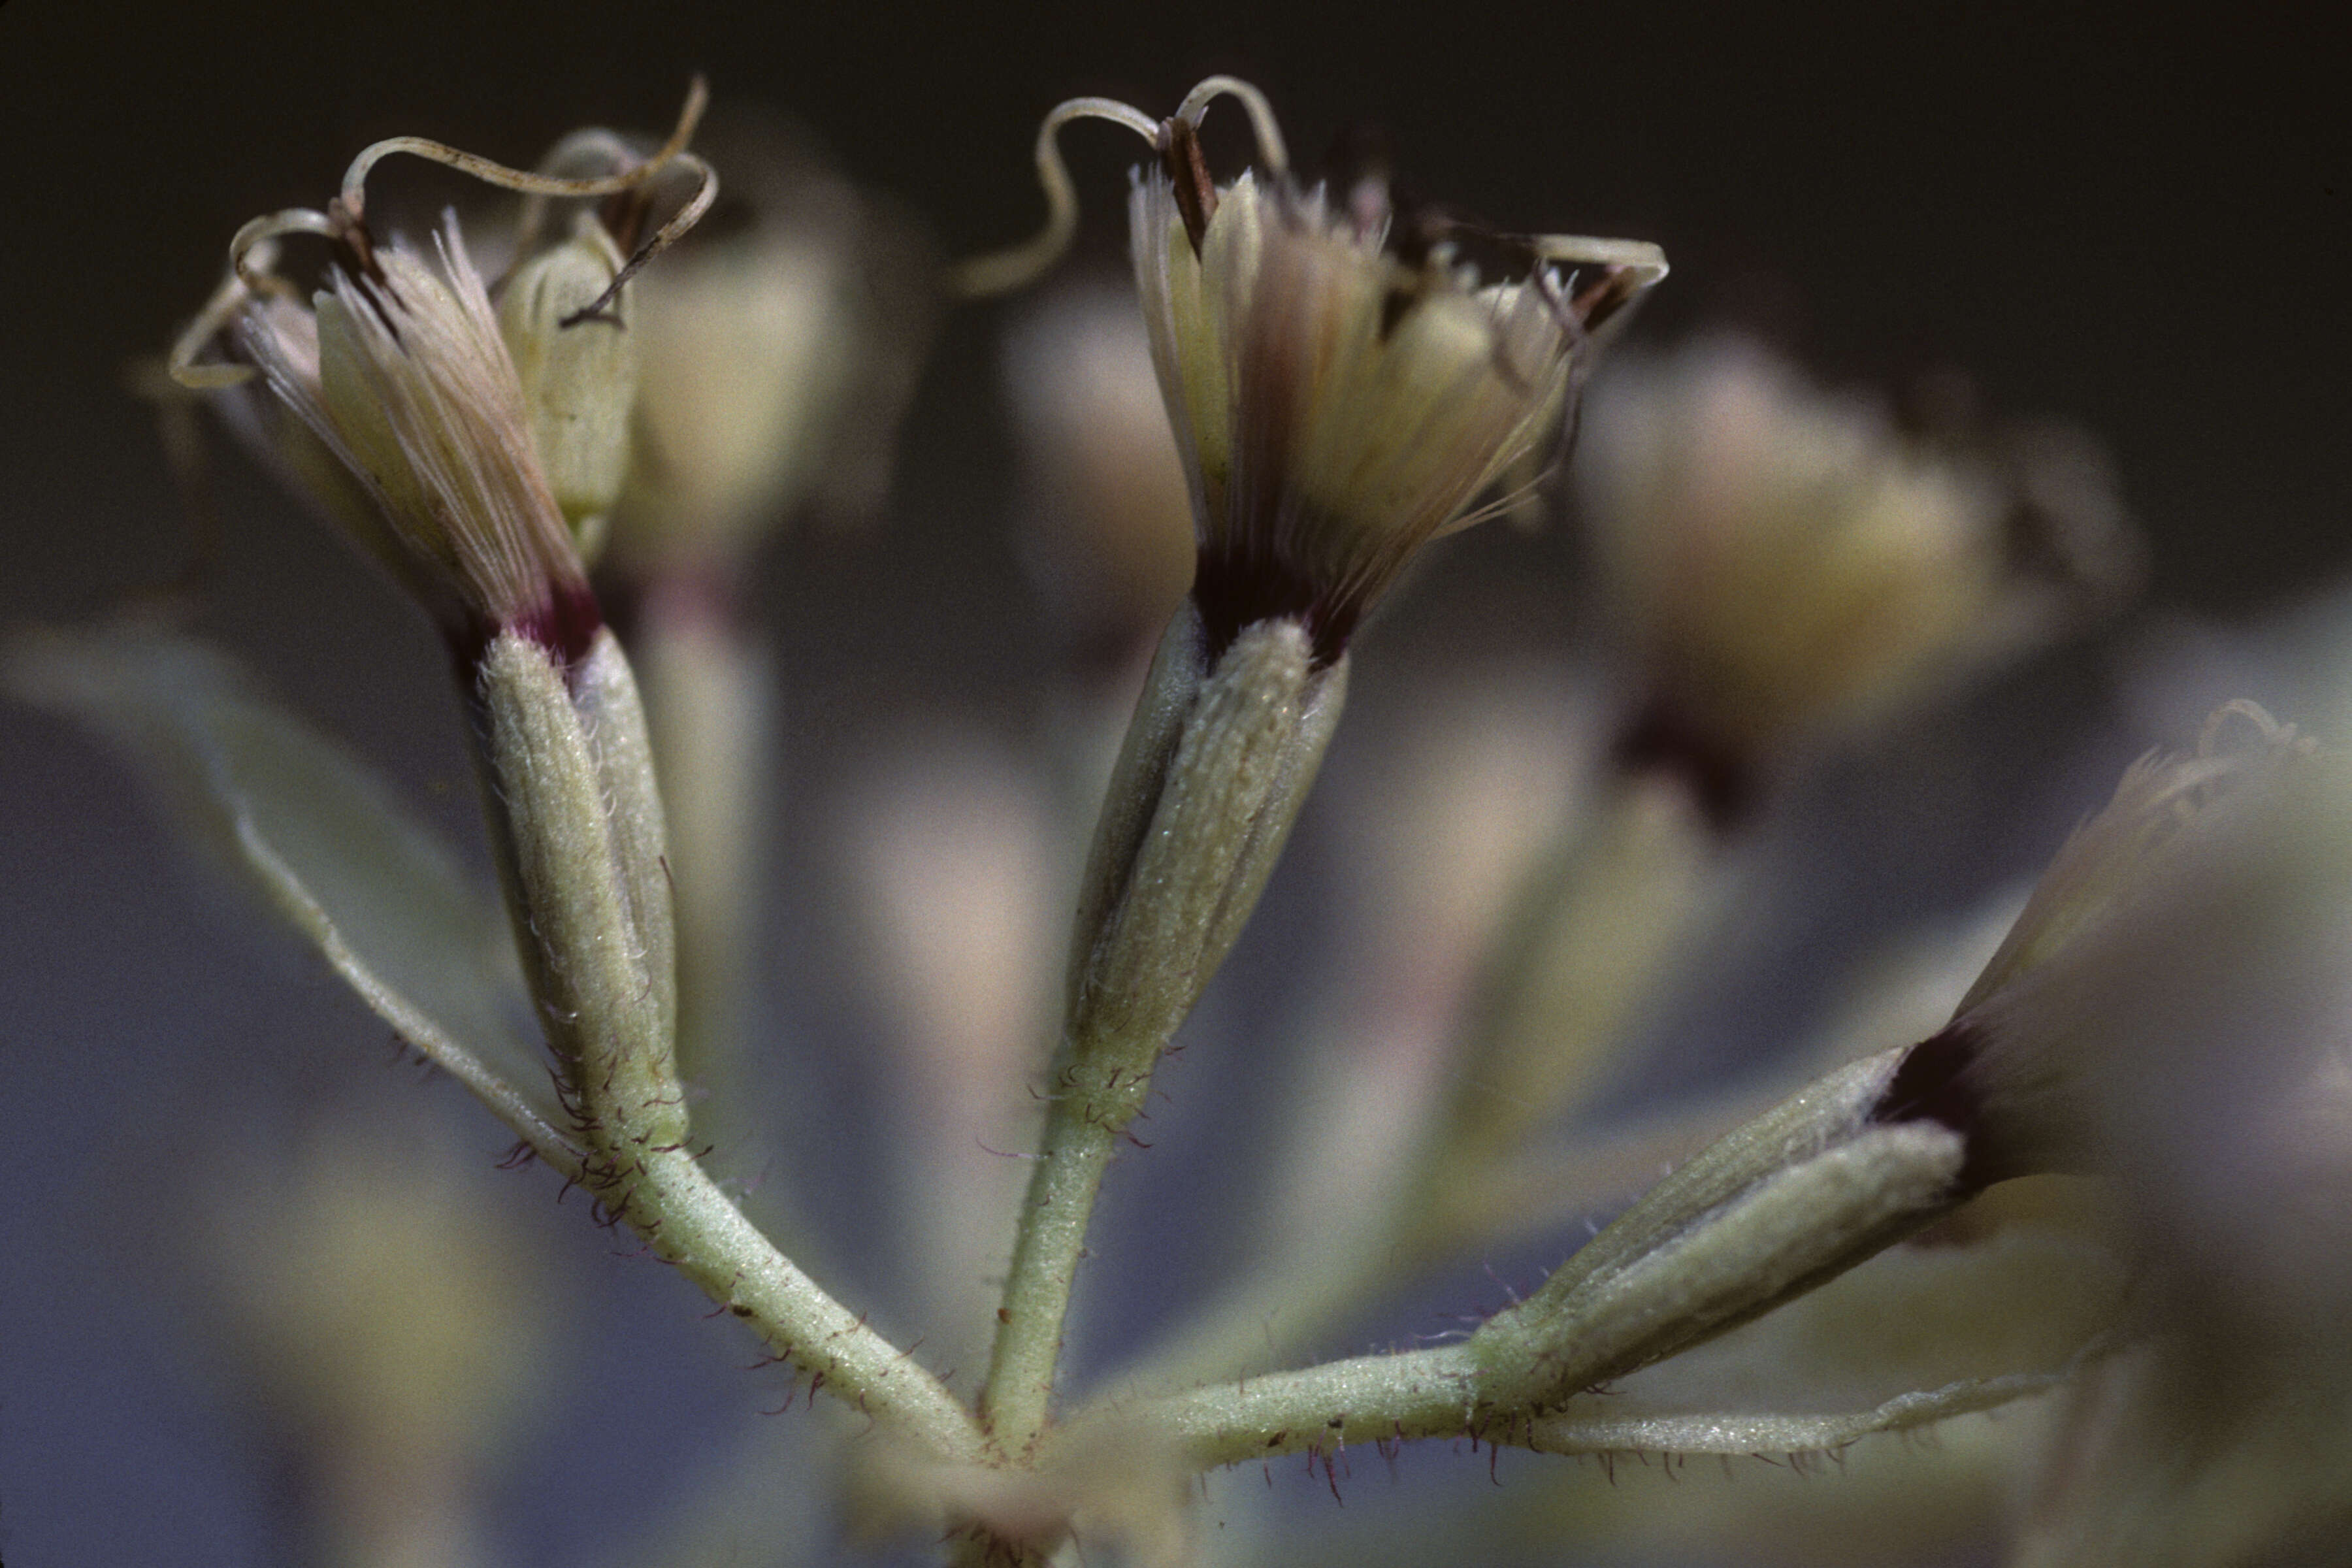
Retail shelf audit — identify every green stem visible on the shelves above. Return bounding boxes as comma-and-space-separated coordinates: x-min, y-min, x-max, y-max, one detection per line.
1062, 1337, 2089, 1482
976, 614, 1344, 1458
976, 1077, 1123, 1456
612, 1145, 987, 1465
1056, 1345, 1492, 1474
1071, 1057, 1979, 1480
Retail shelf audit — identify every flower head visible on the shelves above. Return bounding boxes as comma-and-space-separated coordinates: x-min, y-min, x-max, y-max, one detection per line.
1875, 704, 2323, 1186
962, 76, 1665, 664
1912, 706, 2352, 1566
170, 90, 712, 661
497, 213, 639, 552
260, 216, 600, 655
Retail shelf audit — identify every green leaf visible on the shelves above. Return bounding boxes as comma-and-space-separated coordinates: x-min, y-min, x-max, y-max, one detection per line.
6, 619, 580, 1166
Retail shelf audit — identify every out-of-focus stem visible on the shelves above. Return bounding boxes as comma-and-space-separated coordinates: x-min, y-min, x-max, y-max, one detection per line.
1117, 770, 1716, 1390
629, 570, 815, 1256
1427, 770, 1714, 1193
636, 573, 772, 1094
1115, 1088, 1769, 1396
318, 1458, 488, 1568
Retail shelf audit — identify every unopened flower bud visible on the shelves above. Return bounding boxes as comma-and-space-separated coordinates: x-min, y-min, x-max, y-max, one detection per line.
498, 214, 638, 556
1062, 602, 1346, 1121
475, 623, 682, 1152
1473, 1043, 1968, 1405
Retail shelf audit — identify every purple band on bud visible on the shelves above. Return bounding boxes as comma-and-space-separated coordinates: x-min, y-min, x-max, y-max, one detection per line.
516, 581, 608, 669
449, 581, 607, 679
1871, 1017, 1997, 1190
1190, 544, 1358, 668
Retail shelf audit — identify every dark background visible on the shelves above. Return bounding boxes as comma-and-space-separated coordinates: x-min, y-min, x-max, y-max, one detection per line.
2, 3, 2345, 1565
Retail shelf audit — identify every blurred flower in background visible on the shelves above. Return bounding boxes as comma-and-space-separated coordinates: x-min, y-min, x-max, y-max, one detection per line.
843, 724, 1062, 1373
1956, 707, 2352, 1565
1580, 334, 2142, 823
193, 1109, 555, 1568
598, 118, 941, 1184
1000, 278, 1196, 672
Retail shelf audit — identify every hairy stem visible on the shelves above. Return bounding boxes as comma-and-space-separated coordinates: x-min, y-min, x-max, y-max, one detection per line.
976, 1079, 1124, 1456
977, 613, 1344, 1459
1069, 1337, 2085, 1481
609, 1145, 987, 1465
1120, 1086, 1773, 1393
1060, 1345, 1492, 1473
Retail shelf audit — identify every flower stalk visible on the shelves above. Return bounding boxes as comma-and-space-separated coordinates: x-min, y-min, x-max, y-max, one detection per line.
152, 92, 995, 1465
1047, 1051, 1976, 1479
964, 75, 1663, 1482
981, 604, 1346, 1454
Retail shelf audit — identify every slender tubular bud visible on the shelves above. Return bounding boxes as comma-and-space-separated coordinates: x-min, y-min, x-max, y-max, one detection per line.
474, 626, 681, 1153
1473, 1047, 1967, 1406
975, 78, 1652, 1471
1062, 602, 1347, 1122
